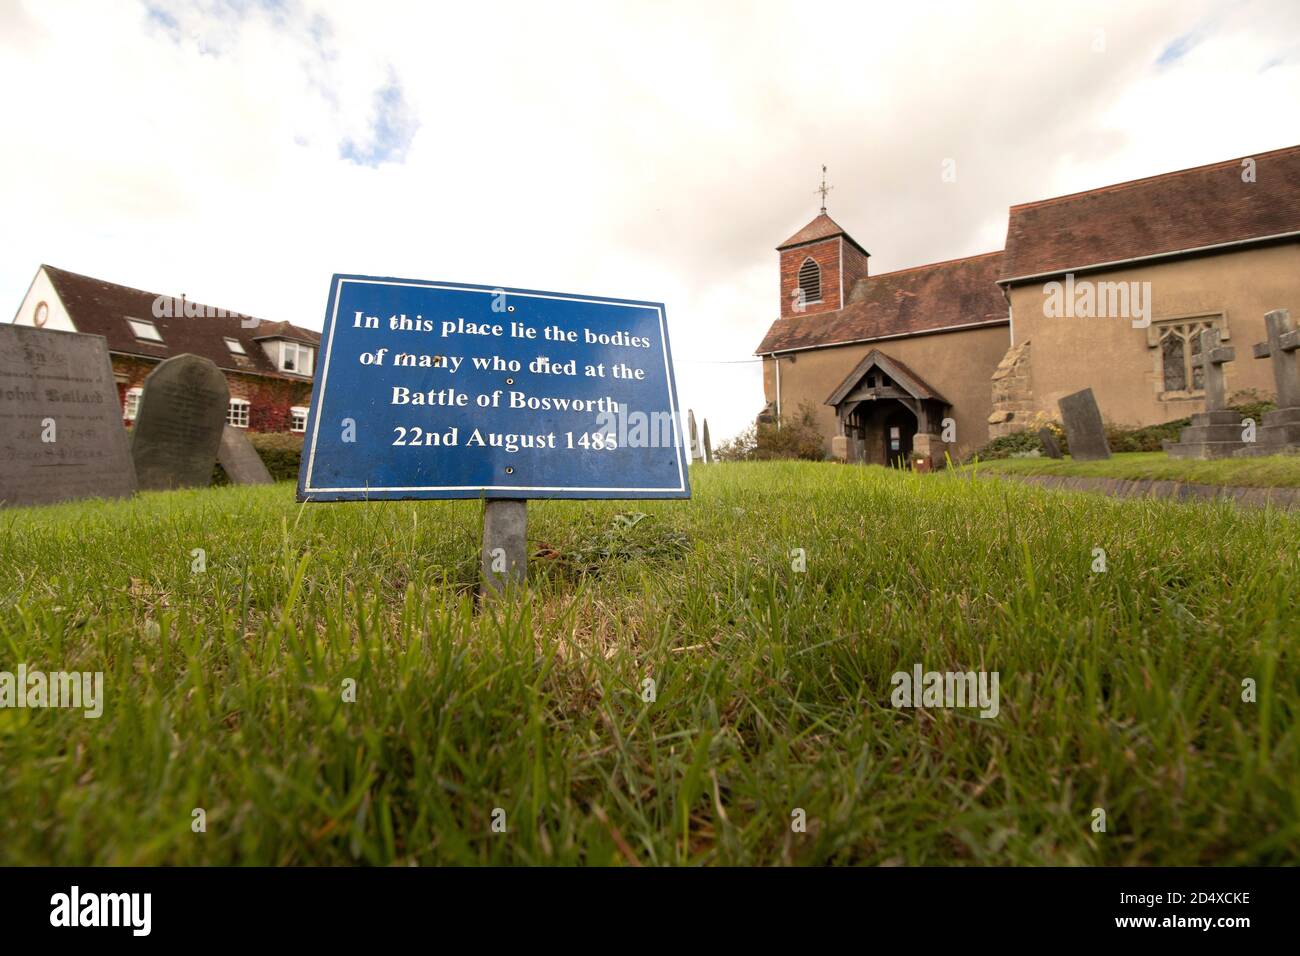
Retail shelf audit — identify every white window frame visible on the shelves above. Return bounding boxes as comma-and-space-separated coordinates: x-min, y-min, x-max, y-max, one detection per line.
227, 397, 250, 429
290, 405, 309, 433
123, 386, 143, 421
127, 318, 164, 342
280, 341, 313, 375
224, 337, 247, 355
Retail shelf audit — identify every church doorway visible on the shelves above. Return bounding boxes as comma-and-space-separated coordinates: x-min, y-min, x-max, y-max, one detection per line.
882, 406, 917, 467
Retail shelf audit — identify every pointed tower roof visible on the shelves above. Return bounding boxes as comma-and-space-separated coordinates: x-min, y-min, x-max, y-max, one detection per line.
776, 212, 869, 257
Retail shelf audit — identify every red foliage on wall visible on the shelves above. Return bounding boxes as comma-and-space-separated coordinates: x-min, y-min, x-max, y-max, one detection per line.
112, 356, 312, 433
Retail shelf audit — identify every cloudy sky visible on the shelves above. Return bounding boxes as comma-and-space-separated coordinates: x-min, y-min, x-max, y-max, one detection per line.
2, 0, 1298, 441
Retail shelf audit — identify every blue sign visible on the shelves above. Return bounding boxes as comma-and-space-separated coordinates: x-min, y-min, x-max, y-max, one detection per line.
298, 275, 690, 501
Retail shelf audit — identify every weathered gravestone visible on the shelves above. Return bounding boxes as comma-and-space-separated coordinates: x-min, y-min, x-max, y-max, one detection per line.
1236, 308, 1300, 457
688, 409, 703, 463
1057, 387, 1110, 461
703, 418, 713, 464
1164, 328, 1247, 459
0, 325, 137, 508
217, 425, 274, 485
131, 353, 229, 490
1037, 428, 1063, 459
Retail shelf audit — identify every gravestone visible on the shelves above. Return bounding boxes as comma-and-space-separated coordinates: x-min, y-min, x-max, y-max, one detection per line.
703, 418, 713, 464
217, 425, 273, 485
688, 409, 703, 462
1037, 428, 1063, 459
1236, 309, 1300, 457
0, 325, 137, 508
1057, 388, 1110, 460
1164, 328, 1247, 459
131, 353, 229, 490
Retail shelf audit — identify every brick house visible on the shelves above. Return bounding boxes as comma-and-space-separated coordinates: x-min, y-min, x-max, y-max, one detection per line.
9, 265, 319, 433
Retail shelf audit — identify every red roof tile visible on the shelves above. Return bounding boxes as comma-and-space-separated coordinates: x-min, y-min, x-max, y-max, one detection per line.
776, 212, 869, 256
755, 251, 1006, 354
1000, 144, 1300, 282
41, 265, 319, 380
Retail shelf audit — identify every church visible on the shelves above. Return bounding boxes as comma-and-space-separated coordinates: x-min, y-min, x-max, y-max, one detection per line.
755, 144, 1300, 465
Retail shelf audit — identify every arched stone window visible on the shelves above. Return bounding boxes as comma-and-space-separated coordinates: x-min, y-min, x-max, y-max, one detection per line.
798, 257, 822, 304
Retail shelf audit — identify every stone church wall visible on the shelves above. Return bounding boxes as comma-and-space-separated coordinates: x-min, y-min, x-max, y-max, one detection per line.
1006, 240, 1300, 429
762, 321, 1010, 462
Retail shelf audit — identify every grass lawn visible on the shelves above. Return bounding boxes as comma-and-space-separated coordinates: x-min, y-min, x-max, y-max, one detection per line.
971, 450, 1300, 489
0, 461, 1296, 865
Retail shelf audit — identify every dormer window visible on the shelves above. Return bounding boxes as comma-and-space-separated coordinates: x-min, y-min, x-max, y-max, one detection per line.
127, 318, 163, 343
224, 337, 246, 355
798, 258, 822, 304
280, 341, 313, 375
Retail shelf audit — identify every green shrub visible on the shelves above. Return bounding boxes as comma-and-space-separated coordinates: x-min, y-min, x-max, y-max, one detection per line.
714, 403, 826, 462
713, 424, 758, 462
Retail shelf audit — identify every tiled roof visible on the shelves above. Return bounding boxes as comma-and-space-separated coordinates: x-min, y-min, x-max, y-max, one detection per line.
776, 212, 869, 255
755, 251, 1006, 354
41, 265, 320, 379
825, 348, 949, 407
1000, 144, 1300, 282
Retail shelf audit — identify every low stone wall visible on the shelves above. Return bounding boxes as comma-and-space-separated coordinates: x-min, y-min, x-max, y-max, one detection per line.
984, 473, 1300, 510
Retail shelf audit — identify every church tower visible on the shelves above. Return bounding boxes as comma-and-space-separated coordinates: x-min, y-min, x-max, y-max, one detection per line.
777, 171, 869, 318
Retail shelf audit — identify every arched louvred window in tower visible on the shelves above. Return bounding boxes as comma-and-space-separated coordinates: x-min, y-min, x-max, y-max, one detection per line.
798, 257, 822, 304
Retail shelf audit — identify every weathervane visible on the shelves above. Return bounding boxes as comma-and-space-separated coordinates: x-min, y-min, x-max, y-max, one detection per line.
817, 164, 832, 213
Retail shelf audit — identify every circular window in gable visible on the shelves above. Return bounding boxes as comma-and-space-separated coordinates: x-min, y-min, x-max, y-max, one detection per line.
34, 302, 49, 327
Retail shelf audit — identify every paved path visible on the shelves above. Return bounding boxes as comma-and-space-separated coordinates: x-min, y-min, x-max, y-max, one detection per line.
983, 473, 1300, 510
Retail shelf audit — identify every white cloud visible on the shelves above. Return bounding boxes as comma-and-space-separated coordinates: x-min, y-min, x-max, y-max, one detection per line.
2, 0, 1298, 443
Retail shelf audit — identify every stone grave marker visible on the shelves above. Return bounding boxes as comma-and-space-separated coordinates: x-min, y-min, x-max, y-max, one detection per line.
1037, 428, 1063, 459
1164, 328, 1247, 459
0, 325, 137, 508
688, 409, 703, 462
1057, 388, 1110, 460
1236, 308, 1300, 456
703, 418, 713, 464
217, 424, 274, 485
131, 353, 229, 490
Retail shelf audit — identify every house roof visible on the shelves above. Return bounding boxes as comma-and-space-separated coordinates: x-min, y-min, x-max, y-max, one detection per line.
1000, 144, 1300, 282
40, 265, 320, 379
755, 250, 1006, 354
776, 212, 869, 256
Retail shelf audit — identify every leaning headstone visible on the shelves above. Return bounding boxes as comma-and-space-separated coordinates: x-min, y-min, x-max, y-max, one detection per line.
703, 418, 713, 464
688, 409, 703, 463
131, 353, 229, 490
1057, 388, 1110, 460
1037, 428, 1063, 459
217, 425, 273, 485
1164, 329, 1247, 459
0, 325, 137, 508
1236, 309, 1300, 457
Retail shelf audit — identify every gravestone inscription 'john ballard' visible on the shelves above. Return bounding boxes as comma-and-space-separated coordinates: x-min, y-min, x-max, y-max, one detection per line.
0, 325, 137, 508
